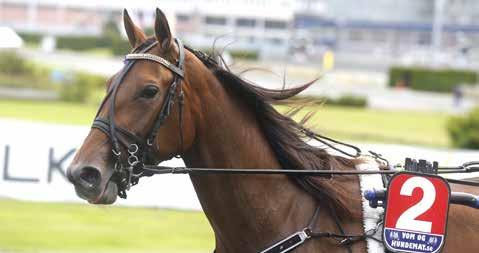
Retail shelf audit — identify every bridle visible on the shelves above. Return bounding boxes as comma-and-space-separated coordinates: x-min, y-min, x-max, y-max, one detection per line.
88, 36, 368, 199
91, 38, 186, 198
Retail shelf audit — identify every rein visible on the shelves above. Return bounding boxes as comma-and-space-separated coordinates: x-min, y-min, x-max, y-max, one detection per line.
139, 162, 479, 188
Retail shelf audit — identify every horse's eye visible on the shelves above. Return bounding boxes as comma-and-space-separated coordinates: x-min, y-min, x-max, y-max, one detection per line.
141, 85, 159, 99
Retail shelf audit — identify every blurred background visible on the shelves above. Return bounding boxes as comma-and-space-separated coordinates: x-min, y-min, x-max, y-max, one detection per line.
0, 0, 478, 252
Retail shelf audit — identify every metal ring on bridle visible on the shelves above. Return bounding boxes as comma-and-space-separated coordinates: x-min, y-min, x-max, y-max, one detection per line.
128, 144, 139, 154
128, 155, 139, 166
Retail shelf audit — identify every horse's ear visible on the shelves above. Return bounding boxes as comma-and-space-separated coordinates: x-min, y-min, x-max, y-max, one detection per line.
154, 8, 173, 51
123, 9, 147, 48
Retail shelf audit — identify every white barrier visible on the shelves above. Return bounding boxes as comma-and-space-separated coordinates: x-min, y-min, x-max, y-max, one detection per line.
0, 119, 478, 210
0, 119, 202, 210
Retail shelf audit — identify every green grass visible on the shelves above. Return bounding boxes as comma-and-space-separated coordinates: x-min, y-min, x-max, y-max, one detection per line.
0, 199, 214, 253
0, 72, 55, 90
0, 99, 450, 147
289, 105, 450, 147
0, 99, 97, 125
57, 48, 114, 57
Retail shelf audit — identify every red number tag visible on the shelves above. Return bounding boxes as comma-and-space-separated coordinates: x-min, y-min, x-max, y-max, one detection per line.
383, 172, 450, 253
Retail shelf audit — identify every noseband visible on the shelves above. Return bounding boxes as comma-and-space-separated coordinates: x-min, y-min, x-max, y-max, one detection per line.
92, 38, 186, 198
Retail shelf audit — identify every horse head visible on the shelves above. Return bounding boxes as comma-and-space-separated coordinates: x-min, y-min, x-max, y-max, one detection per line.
67, 9, 198, 204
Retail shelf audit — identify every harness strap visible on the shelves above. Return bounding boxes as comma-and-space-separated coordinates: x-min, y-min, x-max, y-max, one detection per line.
91, 38, 186, 198
92, 117, 110, 136
260, 206, 321, 253
177, 86, 185, 156
177, 39, 186, 69
176, 38, 186, 156
302, 127, 361, 158
125, 53, 184, 77
107, 41, 160, 155
328, 202, 353, 253
259, 203, 369, 253
93, 117, 146, 148
147, 38, 185, 147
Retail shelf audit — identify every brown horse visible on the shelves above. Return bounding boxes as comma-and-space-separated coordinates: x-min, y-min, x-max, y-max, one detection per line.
67, 8, 479, 253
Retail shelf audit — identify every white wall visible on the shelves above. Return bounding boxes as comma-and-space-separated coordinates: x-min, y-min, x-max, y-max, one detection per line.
1, 118, 477, 210
0, 119, 202, 210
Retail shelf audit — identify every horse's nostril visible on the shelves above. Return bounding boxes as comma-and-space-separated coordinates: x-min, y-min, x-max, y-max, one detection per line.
79, 166, 101, 187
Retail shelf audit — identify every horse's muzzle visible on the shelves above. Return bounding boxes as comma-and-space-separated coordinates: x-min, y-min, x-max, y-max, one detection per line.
67, 165, 118, 204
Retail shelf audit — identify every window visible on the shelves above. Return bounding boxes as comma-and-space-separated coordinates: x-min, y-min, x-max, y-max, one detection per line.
267, 38, 284, 45
205, 16, 227, 25
176, 14, 190, 22
371, 30, 388, 43
265, 20, 287, 30
348, 30, 363, 41
236, 18, 256, 28
417, 32, 431, 45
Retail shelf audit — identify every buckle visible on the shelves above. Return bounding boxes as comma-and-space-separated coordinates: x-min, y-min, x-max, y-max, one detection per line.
339, 238, 351, 246
112, 149, 121, 157
302, 228, 312, 239
147, 138, 154, 146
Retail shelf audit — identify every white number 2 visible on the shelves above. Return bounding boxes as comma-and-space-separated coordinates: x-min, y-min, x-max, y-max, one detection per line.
395, 177, 436, 233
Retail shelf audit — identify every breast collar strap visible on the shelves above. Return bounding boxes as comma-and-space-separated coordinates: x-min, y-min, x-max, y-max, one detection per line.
91, 38, 186, 198
258, 203, 380, 253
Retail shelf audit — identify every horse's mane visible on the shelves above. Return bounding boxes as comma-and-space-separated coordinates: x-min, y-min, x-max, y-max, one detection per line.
186, 47, 362, 219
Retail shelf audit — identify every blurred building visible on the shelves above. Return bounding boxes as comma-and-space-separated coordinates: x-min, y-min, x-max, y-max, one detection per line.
295, 1, 434, 54
447, 0, 479, 25
0, 0, 294, 57
3, 0, 479, 60
170, 0, 294, 58
294, 0, 479, 59
0, 0, 116, 35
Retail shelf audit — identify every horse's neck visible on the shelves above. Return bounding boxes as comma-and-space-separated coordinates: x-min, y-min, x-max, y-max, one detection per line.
182, 76, 317, 252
